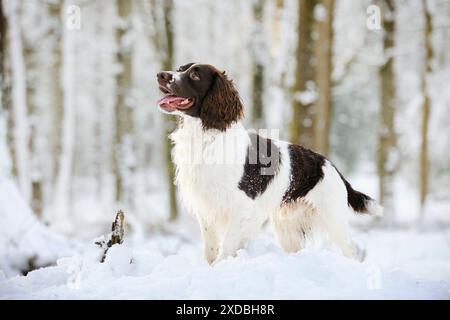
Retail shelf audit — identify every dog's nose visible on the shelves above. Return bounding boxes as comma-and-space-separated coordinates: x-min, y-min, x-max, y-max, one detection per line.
157, 72, 172, 83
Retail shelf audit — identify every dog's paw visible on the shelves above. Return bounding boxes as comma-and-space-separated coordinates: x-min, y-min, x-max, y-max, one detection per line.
204, 247, 219, 266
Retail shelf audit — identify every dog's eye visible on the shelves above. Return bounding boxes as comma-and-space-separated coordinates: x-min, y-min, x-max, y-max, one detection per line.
190, 71, 200, 81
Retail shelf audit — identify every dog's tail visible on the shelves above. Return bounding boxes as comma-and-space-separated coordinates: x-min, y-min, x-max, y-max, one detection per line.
337, 171, 383, 217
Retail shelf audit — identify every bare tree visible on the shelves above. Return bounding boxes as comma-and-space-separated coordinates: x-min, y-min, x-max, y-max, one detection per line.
47, 1, 63, 191
4, 0, 30, 201
271, 0, 284, 51
313, 0, 335, 156
250, 0, 265, 126
113, 0, 134, 206
0, 0, 5, 89
290, 0, 316, 148
150, 0, 178, 221
377, 0, 397, 216
0, 0, 11, 170
24, 6, 39, 216
53, 0, 76, 229
0, 0, 9, 112
419, 0, 433, 218
162, 0, 178, 221
26, 2, 63, 217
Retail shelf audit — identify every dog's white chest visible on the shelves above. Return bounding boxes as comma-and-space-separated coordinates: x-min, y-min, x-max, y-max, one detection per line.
170, 118, 249, 216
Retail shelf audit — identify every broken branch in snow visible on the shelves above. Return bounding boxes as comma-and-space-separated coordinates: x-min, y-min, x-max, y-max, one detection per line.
95, 210, 125, 263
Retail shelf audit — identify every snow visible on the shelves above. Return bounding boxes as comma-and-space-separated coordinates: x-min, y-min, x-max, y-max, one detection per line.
0, 178, 74, 278
293, 88, 318, 106
0, 228, 449, 299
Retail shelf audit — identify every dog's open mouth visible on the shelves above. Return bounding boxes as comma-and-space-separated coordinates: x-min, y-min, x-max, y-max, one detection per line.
157, 89, 194, 112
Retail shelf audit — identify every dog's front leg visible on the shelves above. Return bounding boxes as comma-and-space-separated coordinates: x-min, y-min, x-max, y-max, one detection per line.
212, 216, 246, 265
197, 215, 220, 265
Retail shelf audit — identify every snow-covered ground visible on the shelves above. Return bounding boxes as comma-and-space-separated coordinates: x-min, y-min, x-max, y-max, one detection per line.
1, 175, 449, 299
0, 227, 449, 299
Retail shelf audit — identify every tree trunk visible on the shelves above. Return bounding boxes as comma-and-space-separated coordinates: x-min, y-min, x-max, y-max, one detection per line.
53, 0, 76, 229
313, 0, 334, 156
0, 0, 7, 111
1, 0, 14, 179
250, 0, 265, 126
114, 0, 134, 205
37, 1, 63, 222
23, 13, 42, 216
290, 0, 316, 148
271, 0, 284, 53
377, 0, 396, 216
419, 0, 433, 218
48, 2, 63, 187
161, 0, 178, 221
4, 0, 30, 201
0, 0, 10, 127
0, 0, 11, 173
150, 0, 178, 221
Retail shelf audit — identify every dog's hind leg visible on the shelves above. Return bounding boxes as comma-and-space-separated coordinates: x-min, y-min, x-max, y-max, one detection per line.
314, 203, 356, 258
320, 214, 356, 258
271, 201, 313, 253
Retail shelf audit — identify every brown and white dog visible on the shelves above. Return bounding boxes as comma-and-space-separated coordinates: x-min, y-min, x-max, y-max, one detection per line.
157, 63, 382, 265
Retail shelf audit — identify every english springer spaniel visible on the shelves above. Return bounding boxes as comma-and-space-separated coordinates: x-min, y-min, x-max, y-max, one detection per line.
157, 63, 382, 265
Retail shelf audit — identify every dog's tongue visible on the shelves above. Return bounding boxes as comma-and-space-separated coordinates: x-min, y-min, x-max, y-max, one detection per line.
157, 95, 192, 109
157, 95, 183, 106
157, 95, 187, 107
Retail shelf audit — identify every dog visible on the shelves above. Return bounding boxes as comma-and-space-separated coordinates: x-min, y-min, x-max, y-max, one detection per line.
157, 63, 382, 265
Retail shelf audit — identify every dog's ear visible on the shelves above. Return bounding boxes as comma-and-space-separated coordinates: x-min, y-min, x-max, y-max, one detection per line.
200, 71, 243, 131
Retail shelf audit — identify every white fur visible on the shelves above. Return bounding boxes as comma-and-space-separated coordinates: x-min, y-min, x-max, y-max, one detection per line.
272, 161, 356, 257
366, 199, 384, 217
171, 117, 361, 264
168, 71, 181, 83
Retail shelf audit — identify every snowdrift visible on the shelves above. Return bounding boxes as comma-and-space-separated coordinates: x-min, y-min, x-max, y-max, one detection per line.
0, 178, 74, 277
1, 232, 449, 299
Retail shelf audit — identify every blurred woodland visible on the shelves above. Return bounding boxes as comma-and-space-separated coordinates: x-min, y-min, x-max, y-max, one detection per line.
1, 0, 449, 237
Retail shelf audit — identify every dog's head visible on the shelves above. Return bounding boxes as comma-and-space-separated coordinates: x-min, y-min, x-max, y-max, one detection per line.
157, 63, 243, 131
